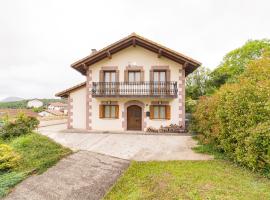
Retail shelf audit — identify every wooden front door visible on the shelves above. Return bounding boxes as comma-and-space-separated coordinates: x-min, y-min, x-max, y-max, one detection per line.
127, 105, 142, 130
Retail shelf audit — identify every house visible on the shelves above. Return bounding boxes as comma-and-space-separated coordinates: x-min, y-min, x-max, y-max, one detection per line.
0, 109, 39, 118
39, 110, 64, 117
27, 99, 43, 108
56, 33, 201, 131
48, 102, 68, 114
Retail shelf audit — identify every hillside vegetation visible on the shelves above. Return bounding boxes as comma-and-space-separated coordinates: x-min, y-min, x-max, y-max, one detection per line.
0, 99, 66, 109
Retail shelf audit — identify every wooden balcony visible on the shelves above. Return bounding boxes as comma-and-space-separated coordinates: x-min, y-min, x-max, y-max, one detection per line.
92, 82, 178, 98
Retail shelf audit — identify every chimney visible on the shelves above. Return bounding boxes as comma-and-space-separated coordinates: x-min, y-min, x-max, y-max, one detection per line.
91, 49, 97, 54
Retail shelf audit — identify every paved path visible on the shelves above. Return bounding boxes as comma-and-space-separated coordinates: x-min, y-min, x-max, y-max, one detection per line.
39, 124, 212, 161
39, 119, 67, 127
4, 151, 129, 200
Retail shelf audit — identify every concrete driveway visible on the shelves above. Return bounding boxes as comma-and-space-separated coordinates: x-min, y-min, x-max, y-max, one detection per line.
39, 124, 211, 161
4, 151, 129, 200
4, 124, 211, 200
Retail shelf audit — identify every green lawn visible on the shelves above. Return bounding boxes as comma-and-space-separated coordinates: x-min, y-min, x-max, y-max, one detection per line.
0, 133, 71, 197
104, 160, 270, 200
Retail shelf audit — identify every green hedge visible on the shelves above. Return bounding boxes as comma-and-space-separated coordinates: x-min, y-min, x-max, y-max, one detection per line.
0, 114, 39, 139
192, 54, 270, 175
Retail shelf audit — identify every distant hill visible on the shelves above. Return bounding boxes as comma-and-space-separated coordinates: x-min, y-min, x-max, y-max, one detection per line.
1, 96, 24, 102
0, 98, 66, 109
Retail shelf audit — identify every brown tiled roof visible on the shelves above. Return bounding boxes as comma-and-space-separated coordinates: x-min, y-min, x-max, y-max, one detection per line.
0, 109, 39, 118
71, 33, 201, 76
55, 82, 86, 98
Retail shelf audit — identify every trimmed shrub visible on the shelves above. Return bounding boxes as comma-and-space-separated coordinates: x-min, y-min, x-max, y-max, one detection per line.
192, 54, 270, 174
0, 144, 21, 171
0, 114, 39, 139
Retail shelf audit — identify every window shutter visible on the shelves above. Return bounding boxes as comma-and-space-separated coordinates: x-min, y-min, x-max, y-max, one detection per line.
150, 105, 154, 119
166, 105, 171, 120
99, 105, 104, 118
150, 70, 154, 94
124, 70, 128, 82
115, 105, 119, 118
99, 70, 104, 82
141, 70, 144, 82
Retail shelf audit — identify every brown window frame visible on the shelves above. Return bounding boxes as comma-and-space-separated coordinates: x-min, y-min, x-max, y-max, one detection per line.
128, 71, 141, 82
104, 105, 117, 118
150, 104, 170, 120
104, 71, 116, 82
99, 104, 119, 119
153, 70, 167, 82
153, 105, 166, 119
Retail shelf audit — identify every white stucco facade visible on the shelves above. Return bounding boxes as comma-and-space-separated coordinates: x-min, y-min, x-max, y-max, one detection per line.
68, 46, 185, 131
70, 87, 86, 129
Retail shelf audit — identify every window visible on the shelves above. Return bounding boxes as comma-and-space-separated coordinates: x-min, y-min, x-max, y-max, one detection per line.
150, 105, 170, 120
104, 71, 116, 82
153, 71, 167, 92
128, 71, 141, 82
153, 105, 166, 119
99, 105, 119, 119
153, 71, 166, 82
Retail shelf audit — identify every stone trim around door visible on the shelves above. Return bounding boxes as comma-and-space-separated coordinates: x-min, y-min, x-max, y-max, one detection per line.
67, 96, 73, 129
122, 100, 146, 131
179, 68, 185, 128
86, 68, 92, 130
124, 66, 144, 82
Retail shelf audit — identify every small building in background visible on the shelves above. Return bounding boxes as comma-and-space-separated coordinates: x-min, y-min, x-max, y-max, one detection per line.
38, 110, 64, 117
48, 102, 67, 114
27, 99, 44, 108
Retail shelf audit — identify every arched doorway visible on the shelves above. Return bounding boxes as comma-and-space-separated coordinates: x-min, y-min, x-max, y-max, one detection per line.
127, 105, 142, 130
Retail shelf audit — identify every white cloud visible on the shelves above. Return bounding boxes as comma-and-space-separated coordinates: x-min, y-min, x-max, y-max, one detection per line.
0, 0, 269, 99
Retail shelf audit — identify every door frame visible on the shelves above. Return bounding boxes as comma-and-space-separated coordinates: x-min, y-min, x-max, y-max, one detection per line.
127, 105, 142, 130
123, 100, 146, 131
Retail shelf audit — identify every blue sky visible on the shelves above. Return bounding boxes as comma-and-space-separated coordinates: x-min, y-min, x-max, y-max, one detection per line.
0, 0, 269, 100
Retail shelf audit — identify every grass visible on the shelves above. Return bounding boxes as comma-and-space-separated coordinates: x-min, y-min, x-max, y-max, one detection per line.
0, 133, 71, 197
104, 160, 270, 200
191, 138, 226, 160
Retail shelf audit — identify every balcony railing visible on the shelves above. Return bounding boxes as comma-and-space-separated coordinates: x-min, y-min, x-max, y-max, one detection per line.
92, 81, 178, 98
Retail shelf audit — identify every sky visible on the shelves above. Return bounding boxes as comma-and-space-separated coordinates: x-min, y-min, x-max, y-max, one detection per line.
0, 0, 269, 100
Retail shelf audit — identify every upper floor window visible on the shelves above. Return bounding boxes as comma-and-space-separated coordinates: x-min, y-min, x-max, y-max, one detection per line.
154, 71, 166, 82
128, 71, 141, 82
104, 71, 116, 82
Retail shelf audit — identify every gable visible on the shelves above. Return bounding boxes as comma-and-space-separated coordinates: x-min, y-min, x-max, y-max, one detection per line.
90, 46, 182, 82
71, 33, 201, 76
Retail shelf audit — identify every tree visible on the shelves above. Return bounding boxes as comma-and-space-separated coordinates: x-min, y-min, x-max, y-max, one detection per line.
209, 39, 270, 89
186, 66, 212, 100
192, 53, 270, 174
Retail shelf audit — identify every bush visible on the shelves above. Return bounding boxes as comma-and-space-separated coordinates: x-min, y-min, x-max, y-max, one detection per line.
192, 54, 270, 174
0, 144, 21, 171
0, 114, 39, 139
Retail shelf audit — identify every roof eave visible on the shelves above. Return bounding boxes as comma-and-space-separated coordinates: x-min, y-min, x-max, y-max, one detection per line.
70, 34, 201, 76
55, 82, 86, 98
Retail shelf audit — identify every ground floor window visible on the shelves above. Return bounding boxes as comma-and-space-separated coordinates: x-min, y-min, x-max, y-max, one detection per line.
150, 105, 170, 120
99, 105, 119, 119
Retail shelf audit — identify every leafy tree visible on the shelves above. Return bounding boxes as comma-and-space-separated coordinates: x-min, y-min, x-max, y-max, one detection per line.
192, 53, 270, 175
186, 66, 212, 100
209, 39, 270, 89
